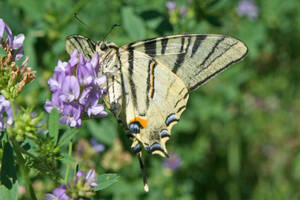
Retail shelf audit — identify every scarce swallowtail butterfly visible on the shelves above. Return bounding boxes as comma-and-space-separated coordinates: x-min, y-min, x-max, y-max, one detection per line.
66, 33, 248, 191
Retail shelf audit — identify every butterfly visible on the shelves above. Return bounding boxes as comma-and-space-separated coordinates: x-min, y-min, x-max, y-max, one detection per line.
66, 33, 248, 191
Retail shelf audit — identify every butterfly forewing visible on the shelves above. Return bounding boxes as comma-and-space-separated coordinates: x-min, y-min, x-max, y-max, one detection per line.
66, 35, 96, 59
121, 34, 248, 91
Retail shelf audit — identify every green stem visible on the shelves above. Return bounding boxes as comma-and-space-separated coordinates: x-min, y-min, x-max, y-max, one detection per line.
9, 99, 37, 200
11, 139, 38, 200
64, 139, 73, 184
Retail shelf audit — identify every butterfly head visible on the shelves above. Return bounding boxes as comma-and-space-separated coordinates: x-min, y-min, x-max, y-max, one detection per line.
95, 41, 117, 56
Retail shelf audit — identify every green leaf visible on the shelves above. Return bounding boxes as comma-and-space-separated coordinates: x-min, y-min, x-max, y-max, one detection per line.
60, 153, 76, 165
49, 108, 59, 145
122, 7, 146, 40
87, 118, 117, 146
94, 174, 119, 191
58, 128, 78, 147
0, 181, 18, 200
0, 142, 17, 189
0, 47, 7, 58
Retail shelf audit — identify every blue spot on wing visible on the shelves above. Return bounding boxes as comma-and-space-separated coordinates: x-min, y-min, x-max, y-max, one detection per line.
129, 122, 140, 133
165, 113, 179, 126
160, 130, 170, 138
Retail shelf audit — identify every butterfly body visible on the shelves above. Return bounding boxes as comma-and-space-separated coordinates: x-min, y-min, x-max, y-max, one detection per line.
66, 34, 248, 157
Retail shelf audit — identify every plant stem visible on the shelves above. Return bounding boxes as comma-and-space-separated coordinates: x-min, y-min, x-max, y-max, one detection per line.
11, 138, 38, 200
64, 139, 73, 184
9, 99, 37, 200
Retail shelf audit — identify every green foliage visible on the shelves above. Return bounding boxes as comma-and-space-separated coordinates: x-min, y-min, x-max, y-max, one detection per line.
1, 0, 300, 199
48, 108, 59, 145
94, 174, 120, 191
0, 47, 7, 58
0, 142, 18, 200
87, 117, 118, 145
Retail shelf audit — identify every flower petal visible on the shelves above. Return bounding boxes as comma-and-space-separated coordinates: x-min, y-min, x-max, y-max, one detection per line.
0, 19, 5, 41
13, 47, 24, 60
4, 21, 13, 47
12, 34, 25, 50
45, 193, 59, 200
87, 104, 107, 117
85, 169, 96, 182
60, 76, 80, 102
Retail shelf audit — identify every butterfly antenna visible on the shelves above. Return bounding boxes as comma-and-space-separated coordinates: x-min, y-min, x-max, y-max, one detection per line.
137, 152, 149, 192
73, 13, 93, 30
103, 24, 120, 41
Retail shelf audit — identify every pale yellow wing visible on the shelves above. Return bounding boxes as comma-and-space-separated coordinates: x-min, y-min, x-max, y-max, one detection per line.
65, 35, 96, 59
121, 34, 248, 91
118, 48, 189, 157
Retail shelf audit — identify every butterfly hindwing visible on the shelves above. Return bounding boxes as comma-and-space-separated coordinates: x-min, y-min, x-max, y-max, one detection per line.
118, 48, 189, 156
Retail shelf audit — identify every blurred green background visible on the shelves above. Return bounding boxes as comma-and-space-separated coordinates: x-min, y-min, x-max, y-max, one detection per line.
1, 0, 300, 199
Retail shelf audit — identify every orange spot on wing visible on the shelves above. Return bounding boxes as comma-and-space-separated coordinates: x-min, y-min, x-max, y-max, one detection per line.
130, 117, 148, 128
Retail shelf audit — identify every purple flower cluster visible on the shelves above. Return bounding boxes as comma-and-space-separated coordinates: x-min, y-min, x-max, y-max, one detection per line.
45, 169, 98, 200
165, 1, 188, 17
45, 50, 107, 127
0, 18, 25, 61
0, 95, 13, 131
163, 152, 183, 170
237, 0, 259, 20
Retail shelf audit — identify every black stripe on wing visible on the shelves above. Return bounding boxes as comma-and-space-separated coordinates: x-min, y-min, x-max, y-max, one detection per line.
66, 35, 96, 59
127, 43, 138, 107
172, 36, 191, 73
161, 38, 168, 54
199, 37, 225, 67
144, 41, 156, 57
189, 44, 248, 91
191, 35, 207, 58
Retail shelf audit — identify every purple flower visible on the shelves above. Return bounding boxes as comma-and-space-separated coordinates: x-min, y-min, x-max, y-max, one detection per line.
74, 170, 85, 183
76, 53, 101, 86
85, 169, 98, 187
0, 18, 13, 46
166, 1, 176, 11
46, 169, 98, 199
79, 86, 107, 117
45, 50, 107, 127
90, 138, 105, 153
0, 95, 13, 131
74, 169, 98, 188
48, 70, 65, 92
0, 18, 25, 60
60, 102, 82, 127
44, 92, 64, 113
163, 153, 183, 170
59, 76, 80, 103
237, 0, 259, 20
45, 184, 69, 200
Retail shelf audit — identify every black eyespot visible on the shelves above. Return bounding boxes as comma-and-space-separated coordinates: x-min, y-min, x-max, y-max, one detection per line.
100, 43, 107, 51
